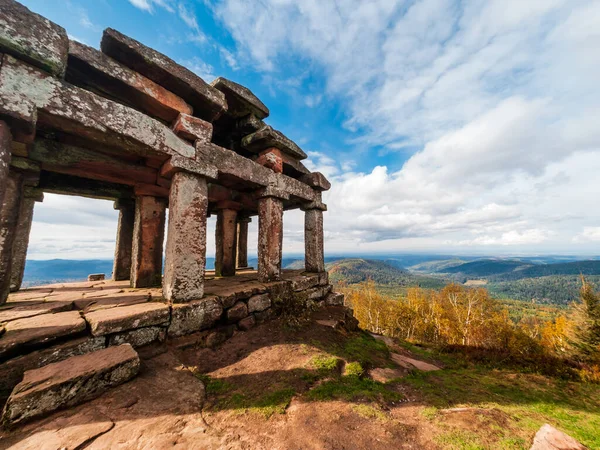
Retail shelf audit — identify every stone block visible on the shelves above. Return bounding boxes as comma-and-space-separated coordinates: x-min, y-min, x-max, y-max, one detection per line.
0, 0, 69, 77
247, 294, 271, 313
531, 424, 586, 450
300, 172, 331, 191
0, 311, 86, 361
101, 28, 226, 121
1, 344, 140, 426
204, 281, 266, 309
241, 125, 307, 160
227, 301, 248, 324
160, 155, 218, 180
108, 326, 166, 348
67, 40, 192, 123
238, 315, 256, 331
168, 296, 223, 337
254, 308, 275, 324
211, 77, 269, 119
84, 302, 170, 336
324, 292, 344, 307
0, 336, 105, 402
172, 113, 213, 143
87, 273, 105, 282
0, 300, 73, 323
256, 148, 283, 173
289, 273, 320, 292
237, 114, 265, 135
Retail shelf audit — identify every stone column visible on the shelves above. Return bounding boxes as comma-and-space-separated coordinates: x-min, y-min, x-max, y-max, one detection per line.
130, 195, 166, 288
112, 199, 135, 281
163, 171, 208, 302
236, 217, 251, 269
303, 208, 325, 273
0, 171, 24, 304
257, 195, 284, 282
9, 188, 43, 292
215, 206, 238, 277
0, 122, 11, 208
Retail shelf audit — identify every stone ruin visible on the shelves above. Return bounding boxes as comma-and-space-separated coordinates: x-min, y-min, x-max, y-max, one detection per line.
0, 0, 348, 427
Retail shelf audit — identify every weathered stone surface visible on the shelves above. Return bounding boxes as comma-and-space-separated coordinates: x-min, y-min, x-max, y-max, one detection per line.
289, 273, 320, 292
112, 200, 135, 281
215, 208, 238, 277
7, 155, 40, 173
237, 114, 265, 135
67, 40, 192, 123
0, 121, 11, 207
0, 300, 72, 323
87, 273, 105, 282
273, 172, 317, 201
295, 285, 332, 304
168, 296, 223, 337
0, 336, 105, 401
163, 172, 208, 302
204, 281, 265, 309
227, 301, 248, 323
254, 307, 275, 323
85, 302, 170, 336
0, 54, 195, 158
236, 217, 250, 269
74, 293, 150, 313
0, 0, 69, 77
258, 196, 283, 282
300, 172, 331, 191
172, 113, 213, 143
38, 171, 134, 201
256, 147, 283, 173
8, 195, 35, 292
101, 28, 227, 121
241, 125, 307, 160
530, 424, 587, 450
318, 271, 329, 286
248, 294, 271, 313
211, 77, 269, 119
108, 326, 165, 348
1, 344, 140, 426
238, 315, 256, 331
0, 311, 86, 361
304, 208, 325, 272
131, 195, 166, 288
324, 292, 344, 307
0, 170, 23, 305
160, 154, 218, 180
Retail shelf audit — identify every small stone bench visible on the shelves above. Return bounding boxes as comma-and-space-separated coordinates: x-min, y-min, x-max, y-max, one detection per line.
1, 344, 140, 427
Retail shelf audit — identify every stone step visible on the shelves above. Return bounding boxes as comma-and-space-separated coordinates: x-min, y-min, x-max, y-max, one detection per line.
1, 344, 140, 427
84, 302, 170, 336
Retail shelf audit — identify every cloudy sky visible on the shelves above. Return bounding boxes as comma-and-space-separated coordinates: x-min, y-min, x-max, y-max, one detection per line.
19, 0, 600, 259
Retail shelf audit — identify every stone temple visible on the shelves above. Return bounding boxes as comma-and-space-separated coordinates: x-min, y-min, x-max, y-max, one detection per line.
0, 0, 348, 427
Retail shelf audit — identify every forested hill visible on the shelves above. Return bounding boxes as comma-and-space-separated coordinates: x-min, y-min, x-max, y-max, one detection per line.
493, 260, 600, 281
441, 259, 533, 277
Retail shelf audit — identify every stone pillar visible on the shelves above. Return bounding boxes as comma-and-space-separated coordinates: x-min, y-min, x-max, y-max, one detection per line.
215, 206, 238, 277
163, 171, 208, 302
0, 122, 11, 208
304, 208, 325, 273
130, 195, 166, 288
236, 217, 251, 269
257, 195, 284, 282
9, 188, 43, 292
112, 199, 135, 281
0, 171, 24, 304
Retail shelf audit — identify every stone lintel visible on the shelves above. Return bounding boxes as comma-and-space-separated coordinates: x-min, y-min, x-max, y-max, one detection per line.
211, 77, 269, 119
216, 199, 243, 211
38, 172, 134, 201
23, 186, 43, 202
67, 40, 193, 123
101, 28, 227, 122
133, 183, 169, 198
172, 113, 213, 143
241, 125, 307, 160
301, 200, 327, 212
9, 156, 40, 173
0, 0, 69, 77
160, 155, 218, 180
113, 198, 135, 210
0, 54, 195, 159
300, 172, 331, 191
163, 171, 208, 302
256, 186, 290, 200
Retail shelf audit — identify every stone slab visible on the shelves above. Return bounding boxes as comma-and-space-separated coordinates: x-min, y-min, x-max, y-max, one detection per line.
0, 336, 106, 402
1, 344, 140, 426
0, 300, 73, 323
101, 28, 227, 121
241, 125, 307, 160
108, 326, 166, 348
0, 311, 86, 361
0, 0, 69, 77
74, 293, 150, 313
530, 424, 587, 450
204, 280, 266, 309
211, 77, 269, 119
324, 292, 344, 307
168, 296, 223, 337
84, 302, 170, 336
247, 293, 271, 313
172, 113, 213, 143
67, 40, 192, 123
289, 273, 320, 292
160, 154, 218, 180
300, 172, 331, 191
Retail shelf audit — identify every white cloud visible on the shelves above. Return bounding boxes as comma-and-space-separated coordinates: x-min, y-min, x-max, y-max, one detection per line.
179, 57, 215, 81
574, 227, 600, 243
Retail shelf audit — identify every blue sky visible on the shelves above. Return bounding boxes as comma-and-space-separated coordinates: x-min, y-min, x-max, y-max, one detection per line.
18, 0, 600, 259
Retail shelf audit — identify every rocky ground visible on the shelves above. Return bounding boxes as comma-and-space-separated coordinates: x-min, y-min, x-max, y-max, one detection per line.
0, 307, 596, 449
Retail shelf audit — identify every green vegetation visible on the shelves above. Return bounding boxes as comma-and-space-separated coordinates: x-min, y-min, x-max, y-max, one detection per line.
306, 375, 403, 402
311, 355, 341, 373
442, 259, 533, 277
351, 404, 388, 421
218, 388, 297, 418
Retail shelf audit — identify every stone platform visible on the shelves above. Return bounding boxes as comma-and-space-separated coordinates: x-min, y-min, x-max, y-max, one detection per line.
0, 269, 339, 405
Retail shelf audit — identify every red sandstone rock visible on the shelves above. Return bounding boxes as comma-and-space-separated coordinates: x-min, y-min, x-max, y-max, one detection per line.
84, 302, 170, 336
108, 326, 166, 348
530, 424, 587, 450
0, 121, 11, 208
248, 294, 271, 313
227, 301, 248, 323
300, 171, 331, 191
168, 296, 223, 337
215, 208, 238, 277
256, 147, 283, 173
0, 171, 23, 305
211, 77, 269, 119
112, 200, 135, 281
1, 344, 140, 426
238, 315, 256, 331
0, 300, 72, 323
257, 196, 284, 282
131, 196, 166, 288
172, 113, 213, 143
241, 125, 307, 160
304, 208, 325, 272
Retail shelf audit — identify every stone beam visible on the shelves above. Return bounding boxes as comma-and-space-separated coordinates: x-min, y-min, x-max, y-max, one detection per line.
159, 155, 217, 181
0, 170, 23, 304
257, 194, 284, 282
67, 40, 193, 123
130, 195, 166, 288
38, 172, 133, 200
163, 171, 208, 302
241, 125, 307, 160
0, 54, 194, 157
112, 199, 135, 281
0, 121, 11, 207
101, 28, 227, 122
300, 172, 331, 191
211, 77, 269, 119
30, 140, 158, 187
215, 206, 238, 277
0, 0, 69, 77
9, 188, 42, 292
236, 217, 251, 269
